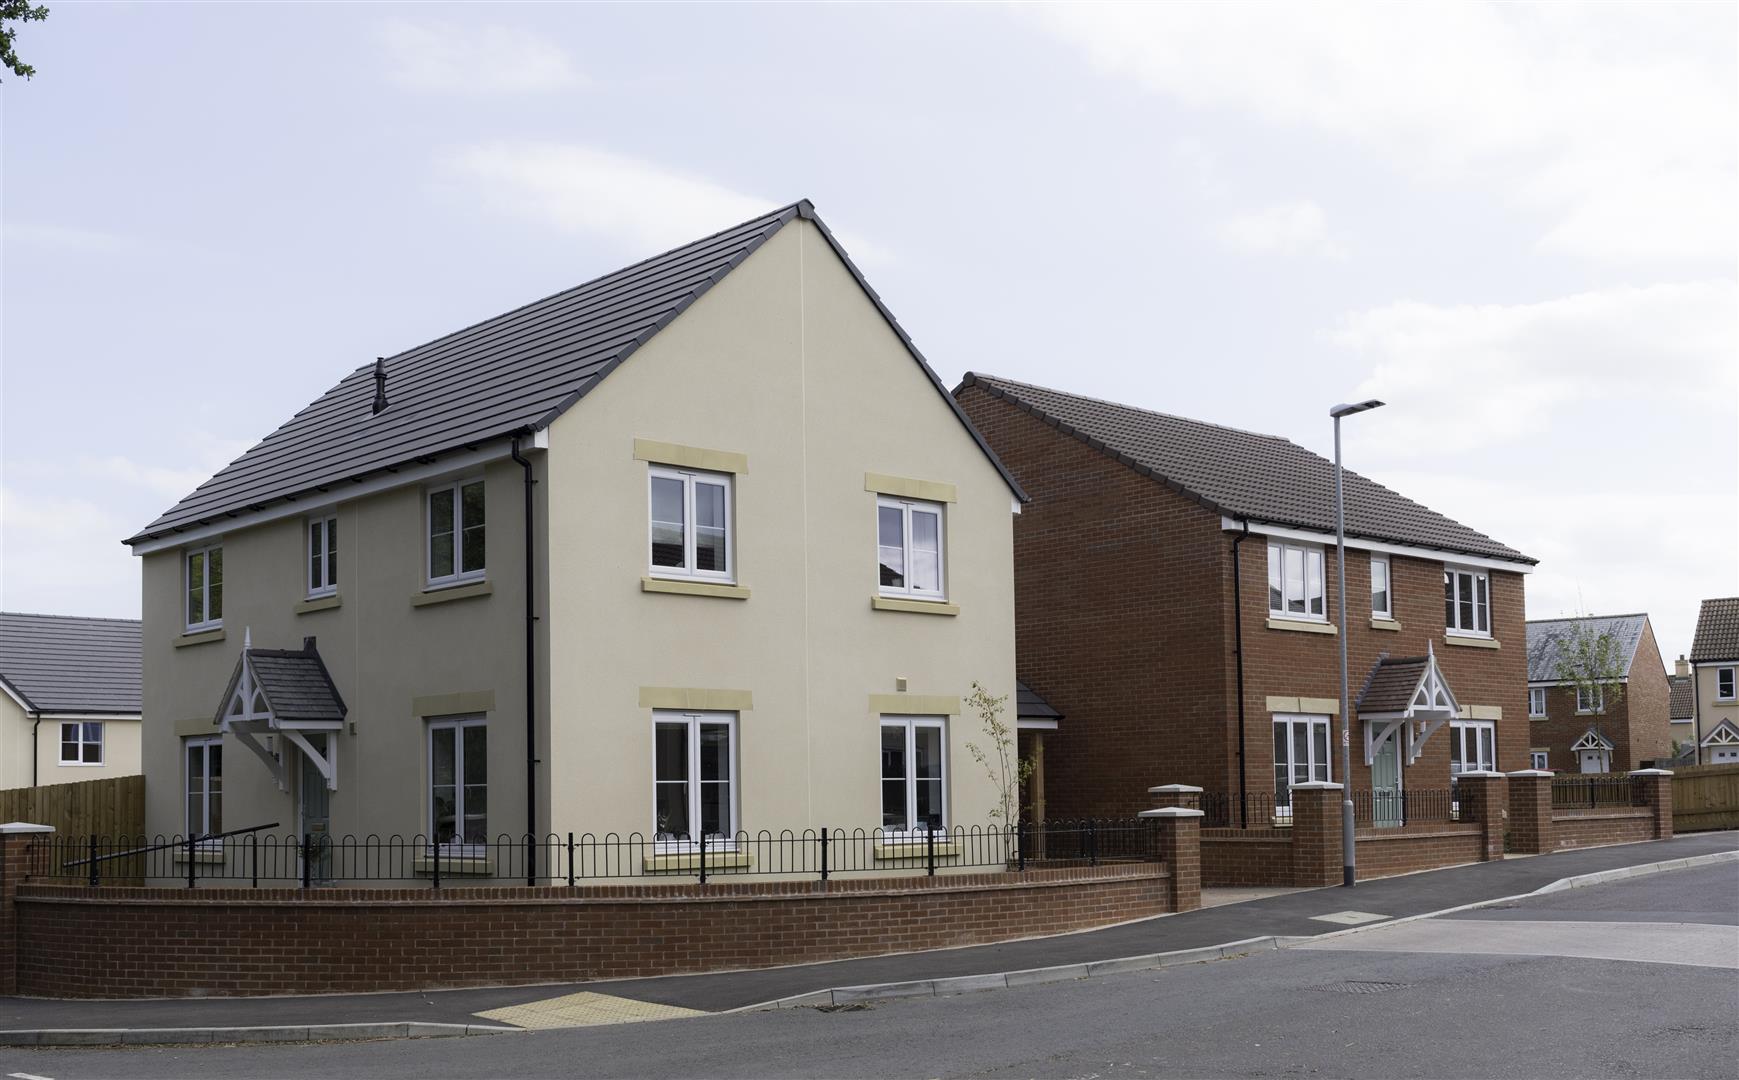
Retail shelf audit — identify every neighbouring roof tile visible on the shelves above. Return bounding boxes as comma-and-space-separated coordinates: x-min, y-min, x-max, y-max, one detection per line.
1526, 614, 1650, 683
0, 612, 142, 715
1690, 597, 1739, 663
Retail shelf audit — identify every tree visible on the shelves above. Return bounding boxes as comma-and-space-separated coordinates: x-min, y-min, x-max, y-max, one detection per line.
1, 0, 49, 82
963, 681, 1034, 827
1553, 619, 1629, 749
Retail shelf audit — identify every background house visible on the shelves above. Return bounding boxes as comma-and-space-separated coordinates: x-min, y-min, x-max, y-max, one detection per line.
1525, 614, 1671, 773
0, 612, 142, 789
1689, 597, 1739, 765
1669, 656, 1696, 763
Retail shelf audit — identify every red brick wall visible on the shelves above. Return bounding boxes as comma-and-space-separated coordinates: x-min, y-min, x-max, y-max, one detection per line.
1552, 809, 1654, 850
1625, 624, 1673, 766
1352, 825, 1484, 880
1200, 832, 1293, 887
14, 863, 1173, 998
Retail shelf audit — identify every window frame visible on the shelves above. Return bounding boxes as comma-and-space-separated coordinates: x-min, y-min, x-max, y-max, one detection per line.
1530, 750, 1549, 770
426, 715, 487, 854
1271, 713, 1332, 817
425, 479, 487, 589
646, 465, 735, 584
879, 715, 949, 836
185, 735, 223, 839
876, 496, 947, 601
1718, 667, 1737, 701
1450, 719, 1497, 775
1443, 565, 1491, 638
1267, 541, 1328, 622
650, 710, 739, 852
306, 514, 338, 598
58, 721, 104, 766
1369, 553, 1392, 619
1528, 687, 1547, 718
1576, 685, 1604, 714
184, 543, 224, 632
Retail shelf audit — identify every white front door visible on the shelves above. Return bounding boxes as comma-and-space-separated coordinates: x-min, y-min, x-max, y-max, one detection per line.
1578, 749, 1608, 774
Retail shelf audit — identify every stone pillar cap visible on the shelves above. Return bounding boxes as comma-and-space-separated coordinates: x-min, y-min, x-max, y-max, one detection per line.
1506, 769, 1553, 777
1290, 781, 1344, 790
1456, 770, 1506, 778
1147, 784, 1204, 793
0, 822, 55, 834
1628, 768, 1675, 776
1138, 807, 1206, 818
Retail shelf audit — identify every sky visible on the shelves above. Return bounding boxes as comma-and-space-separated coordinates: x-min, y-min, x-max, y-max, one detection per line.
2, 2, 1735, 660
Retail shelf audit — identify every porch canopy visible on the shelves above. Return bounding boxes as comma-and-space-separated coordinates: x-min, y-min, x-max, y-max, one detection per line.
216, 631, 347, 792
1355, 643, 1460, 766
1016, 680, 1062, 732
1699, 719, 1739, 751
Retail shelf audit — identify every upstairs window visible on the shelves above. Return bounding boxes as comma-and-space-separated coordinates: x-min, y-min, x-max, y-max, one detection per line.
185, 544, 223, 632
186, 736, 222, 837
877, 497, 945, 600
1443, 566, 1490, 636
59, 721, 103, 765
428, 480, 485, 587
1576, 685, 1604, 714
1719, 667, 1736, 701
1370, 554, 1392, 619
307, 515, 338, 597
1268, 541, 1326, 621
648, 466, 733, 582
1528, 687, 1547, 717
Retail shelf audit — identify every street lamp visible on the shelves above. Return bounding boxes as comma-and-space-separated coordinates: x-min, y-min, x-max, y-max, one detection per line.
1330, 398, 1383, 887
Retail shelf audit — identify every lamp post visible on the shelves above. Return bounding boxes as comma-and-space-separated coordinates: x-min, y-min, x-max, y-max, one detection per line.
1330, 398, 1384, 887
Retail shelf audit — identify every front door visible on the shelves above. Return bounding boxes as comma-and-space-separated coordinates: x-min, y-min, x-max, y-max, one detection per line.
1578, 749, 1608, 774
298, 735, 333, 883
1370, 732, 1404, 828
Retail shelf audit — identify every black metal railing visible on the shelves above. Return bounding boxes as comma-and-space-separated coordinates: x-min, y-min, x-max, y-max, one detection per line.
1551, 775, 1643, 810
1351, 789, 1457, 828
1199, 792, 1282, 829
23, 818, 1163, 890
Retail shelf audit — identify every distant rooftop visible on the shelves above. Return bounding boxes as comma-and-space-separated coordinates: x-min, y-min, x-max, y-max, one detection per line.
0, 612, 141, 715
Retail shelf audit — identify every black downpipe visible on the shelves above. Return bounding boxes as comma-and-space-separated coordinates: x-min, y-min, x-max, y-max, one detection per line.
511, 433, 538, 886
31, 716, 40, 787
1230, 523, 1251, 829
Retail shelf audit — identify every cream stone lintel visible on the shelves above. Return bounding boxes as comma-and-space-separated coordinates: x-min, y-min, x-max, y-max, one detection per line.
641, 578, 751, 600
1370, 618, 1403, 632
1267, 696, 1339, 715
294, 594, 342, 615
1444, 633, 1500, 650
640, 687, 754, 712
174, 716, 219, 737
869, 694, 961, 716
411, 581, 493, 607
174, 628, 227, 648
864, 472, 957, 503
1470, 705, 1503, 721
1267, 618, 1336, 635
870, 596, 959, 616
643, 851, 754, 872
413, 690, 496, 718
633, 438, 748, 475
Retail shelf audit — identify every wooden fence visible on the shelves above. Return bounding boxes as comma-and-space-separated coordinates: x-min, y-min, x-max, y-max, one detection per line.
0, 774, 144, 838
1672, 763, 1739, 833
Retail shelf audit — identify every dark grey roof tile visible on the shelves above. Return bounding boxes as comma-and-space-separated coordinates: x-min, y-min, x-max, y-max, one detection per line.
1690, 597, 1739, 663
0, 612, 142, 714
1526, 615, 1649, 683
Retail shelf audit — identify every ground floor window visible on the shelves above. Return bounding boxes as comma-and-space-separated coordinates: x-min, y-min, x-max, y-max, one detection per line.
185, 736, 222, 836
59, 721, 103, 765
654, 711, 736, 847
428, 716, 486, 847
881, 716, 946, 833
1450, 720, 1496, 774
1530, 750, 1549, 770
1273, 714, 1331, 816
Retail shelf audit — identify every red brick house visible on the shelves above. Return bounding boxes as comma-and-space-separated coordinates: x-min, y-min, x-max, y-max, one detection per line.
1524, 614, 1672, 773
954, 374, 1534, 829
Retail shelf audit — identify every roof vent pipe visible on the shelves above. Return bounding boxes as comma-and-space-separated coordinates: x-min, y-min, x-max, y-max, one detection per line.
372, 358, 389, 415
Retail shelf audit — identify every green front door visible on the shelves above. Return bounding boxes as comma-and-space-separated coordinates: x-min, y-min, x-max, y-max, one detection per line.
1370, 732, 1403, 828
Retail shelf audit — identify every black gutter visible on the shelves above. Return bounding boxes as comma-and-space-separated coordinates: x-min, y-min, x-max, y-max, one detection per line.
510, 432, 539, 886
1230, 522, 1251, 829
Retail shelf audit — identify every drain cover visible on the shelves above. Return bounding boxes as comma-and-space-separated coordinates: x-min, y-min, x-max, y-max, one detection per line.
1310, 910, 1391, 926
1310, 980, 1411, 994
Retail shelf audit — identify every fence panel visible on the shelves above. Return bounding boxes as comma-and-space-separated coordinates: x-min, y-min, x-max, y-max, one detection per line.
0, 775, 144, 839
1672, 762, 1739, 833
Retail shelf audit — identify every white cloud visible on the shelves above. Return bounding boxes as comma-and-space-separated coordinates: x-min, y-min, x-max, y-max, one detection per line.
0, 487, 139, 617
1220, 200, 1345, 259
379, 19, 583, 95
1023, 2, 1736, 264
4, 223, 130, 253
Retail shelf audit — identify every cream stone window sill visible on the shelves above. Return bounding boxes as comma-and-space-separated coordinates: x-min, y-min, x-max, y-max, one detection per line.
1370, 617, 1402, 632
641, 577, 750, 600
871, 596, 959, 616
642, 851, 753, 872
1267, 617, 1335, 635
1444, 633, 1500, 650
172, 848, 226, 865
412, 581, 493, 607
175, 628, 226, 648
874, 840, 962, 860
295, 593, 341, 615
412, 855, 493, 876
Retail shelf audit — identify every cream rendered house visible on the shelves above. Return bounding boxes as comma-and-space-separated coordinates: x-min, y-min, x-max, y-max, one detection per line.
0, 613, 142, 790
1690, 597, 1739, 764
124, 202, 1022, 874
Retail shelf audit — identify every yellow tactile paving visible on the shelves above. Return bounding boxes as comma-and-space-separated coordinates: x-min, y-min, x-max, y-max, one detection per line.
474, 990, 708, 1029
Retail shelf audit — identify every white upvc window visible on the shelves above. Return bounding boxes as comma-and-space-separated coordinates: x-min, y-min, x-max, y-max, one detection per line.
877, 497, 945, 600
428, 716, 487, 849
1450, 720, 1496, 775
185, 736, 223, 837
648, 466, 733, 582
1443, 565, 1490, 637
1576, 685, 1604, 714
1528, 687, 1547, 718
652, 711, 737, 849
1268, 541, 1326, 621
185, 544, 223, 632
307, 514, 338, 597
1530, 750, 1549, 770
881, 716, 947, 834
1370, 554, 1392, 619
427, 480, 486, 588
1718, 667, 1736, 701
59, 721, 103, 765
1272, 714, 1331, 816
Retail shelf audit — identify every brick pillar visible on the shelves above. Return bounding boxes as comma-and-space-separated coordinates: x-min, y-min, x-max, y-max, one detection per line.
1139, 807, 1203, 912
1147, 784, 1203, 812
1505, 770, 1555, 854
1288, 782, 1343, 887
1629, 769, 1674, 840
0, 823, 54, 996
1455, 772, 1508, 861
